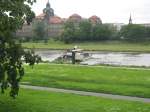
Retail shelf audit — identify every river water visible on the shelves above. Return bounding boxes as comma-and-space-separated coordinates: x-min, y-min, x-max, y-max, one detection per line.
35, 50, 150, 67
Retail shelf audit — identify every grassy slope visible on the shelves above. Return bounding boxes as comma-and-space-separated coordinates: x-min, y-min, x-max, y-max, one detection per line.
0, 89, 150, 112
22, 41, 150, 52
23, 64, 150, 98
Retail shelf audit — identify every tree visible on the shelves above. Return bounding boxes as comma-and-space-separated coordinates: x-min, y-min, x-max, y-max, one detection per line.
120, 24, 147, 41
0, 0, 41, 98
61, 21, 76, 43
33, 20, 47, 41
78, 20, 92, 41
60, 21, 117, 43
91, 24, 114, 40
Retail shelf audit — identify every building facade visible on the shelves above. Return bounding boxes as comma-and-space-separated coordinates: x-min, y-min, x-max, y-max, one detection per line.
16, 1, 102, 39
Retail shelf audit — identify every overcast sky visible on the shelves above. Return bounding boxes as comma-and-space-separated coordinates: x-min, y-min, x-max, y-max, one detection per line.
31, 0, 150, 24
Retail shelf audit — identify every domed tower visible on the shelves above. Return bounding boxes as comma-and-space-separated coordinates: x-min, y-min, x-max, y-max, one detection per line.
89, 15, 102, 25
68, 14, 82, 23
43, 0, 54, 21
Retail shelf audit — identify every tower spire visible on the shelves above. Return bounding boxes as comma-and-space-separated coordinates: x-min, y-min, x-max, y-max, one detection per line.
43, 0, 54, 21
129, 13, 132, 24
46, 0, 50, 8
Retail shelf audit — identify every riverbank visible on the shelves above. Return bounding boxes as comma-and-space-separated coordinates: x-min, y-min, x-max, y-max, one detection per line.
23, 64, 150, 98
22, 41, 150, 52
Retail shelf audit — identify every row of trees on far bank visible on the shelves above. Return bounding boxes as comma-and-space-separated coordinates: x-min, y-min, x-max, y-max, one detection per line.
31, 20, 150, 43
59, 21, 150, 43
60, 21, 117, 43
120, 24, 150, 42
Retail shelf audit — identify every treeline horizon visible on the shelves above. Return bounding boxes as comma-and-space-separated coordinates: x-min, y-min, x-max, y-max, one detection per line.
20, 20, 150, 43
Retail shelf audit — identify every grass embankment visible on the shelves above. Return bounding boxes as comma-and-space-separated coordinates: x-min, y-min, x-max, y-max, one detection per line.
23, 64, 150, 98
0, 89, 150, 112
22, 41, 150, 52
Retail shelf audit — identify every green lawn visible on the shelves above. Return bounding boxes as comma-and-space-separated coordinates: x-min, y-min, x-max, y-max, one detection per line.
0, 89, 150, 112
22, 41, 150, 52
23, 64, 150, 98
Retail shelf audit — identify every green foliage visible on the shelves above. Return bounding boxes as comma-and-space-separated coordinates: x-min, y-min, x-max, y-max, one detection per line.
61, 22, 150, 43
0, 0, 41, 98
78, 20, 92, 41
61, 21, 76, 43
120, 24, 150, 41
60, 21, 117, 43
33, 21, 47, 41
91, 24, 115, 40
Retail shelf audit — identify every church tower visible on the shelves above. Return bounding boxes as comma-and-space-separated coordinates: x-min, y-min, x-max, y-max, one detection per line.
129, 14, 132, 24
43, 0, 54, 21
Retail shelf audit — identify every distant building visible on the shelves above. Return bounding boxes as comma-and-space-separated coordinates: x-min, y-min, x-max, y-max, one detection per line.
112, 23, 125, 31
16, 1, 102, 39
138, 23, 150, 27
16, 22, 34, 39
105, 23, 125, 31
